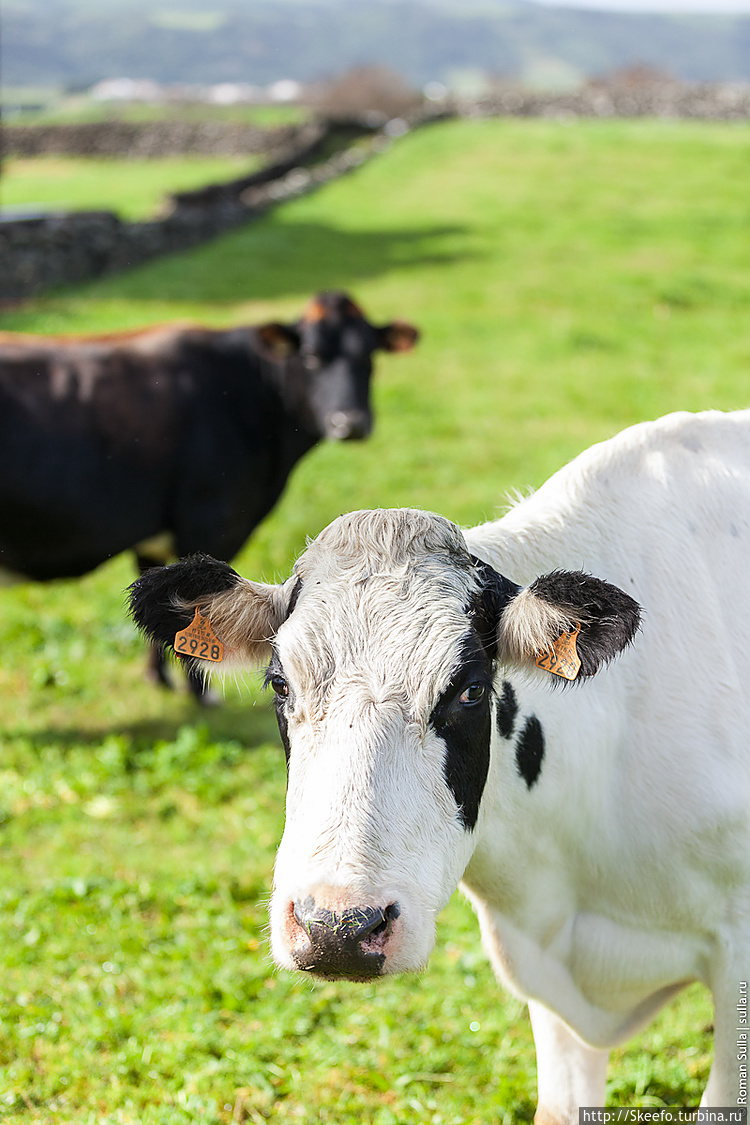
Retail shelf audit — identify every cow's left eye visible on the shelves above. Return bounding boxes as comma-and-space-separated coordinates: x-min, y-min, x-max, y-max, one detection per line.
459, 682, 486, 706
270, 674, 289, 698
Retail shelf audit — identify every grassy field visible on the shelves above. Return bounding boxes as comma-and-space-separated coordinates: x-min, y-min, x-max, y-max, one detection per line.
2, 100, 309, 128
1, 155, 260, 221
1, 116, 748, 1122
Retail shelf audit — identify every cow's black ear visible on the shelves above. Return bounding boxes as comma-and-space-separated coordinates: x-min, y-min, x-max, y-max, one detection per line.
378, 321, 419, 353
255, 323, 301, 359
497, 570, 641, 680
128, 555, 291, 670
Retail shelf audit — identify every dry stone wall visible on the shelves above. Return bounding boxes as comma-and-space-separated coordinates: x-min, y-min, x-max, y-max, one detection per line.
3, 83, 749, 301
3, 120, 299, 158
0, 121, 379, 301
463, 80, 750, 121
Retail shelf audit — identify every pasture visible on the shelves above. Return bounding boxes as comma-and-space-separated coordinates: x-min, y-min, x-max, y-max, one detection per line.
1, 155, 258, 221
1, 116, 748, 1122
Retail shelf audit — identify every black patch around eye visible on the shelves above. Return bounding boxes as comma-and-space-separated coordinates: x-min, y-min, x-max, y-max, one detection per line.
430, 637, 492, 831
496, 680, 518, 740
515, 715, 545, 789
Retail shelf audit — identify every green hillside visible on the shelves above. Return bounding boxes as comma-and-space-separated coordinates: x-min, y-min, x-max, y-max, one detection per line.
4, 0, 750, 89
1, 116, 748, 1120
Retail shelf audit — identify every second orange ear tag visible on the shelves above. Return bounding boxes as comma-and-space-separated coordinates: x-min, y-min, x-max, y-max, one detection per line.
174, 608, 224, 663
535, 625, 581, 681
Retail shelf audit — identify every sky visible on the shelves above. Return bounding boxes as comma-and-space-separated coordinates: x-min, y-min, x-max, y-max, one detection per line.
535, 0, 750, 9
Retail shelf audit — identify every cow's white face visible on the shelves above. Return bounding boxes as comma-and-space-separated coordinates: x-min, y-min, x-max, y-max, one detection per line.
268, 511, 497, 977
128, 507, 640, 982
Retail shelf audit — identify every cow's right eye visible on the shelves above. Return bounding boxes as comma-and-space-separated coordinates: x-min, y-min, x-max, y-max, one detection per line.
270, 674, 289, 698
458, 682, 486, 706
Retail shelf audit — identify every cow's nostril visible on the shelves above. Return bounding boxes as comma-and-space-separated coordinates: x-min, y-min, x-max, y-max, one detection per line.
292, 898, 399, 944
369, 902, 400, 939
289, 897, 399, 979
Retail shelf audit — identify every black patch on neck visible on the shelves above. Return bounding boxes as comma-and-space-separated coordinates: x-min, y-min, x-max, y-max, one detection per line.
515, 715, 545, 789
496, 680, 518, 740
430, 635, 492, 831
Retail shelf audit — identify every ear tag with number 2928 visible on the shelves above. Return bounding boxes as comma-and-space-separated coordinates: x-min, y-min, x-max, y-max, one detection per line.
174, 608, 224, 663
535, 624, 581, 681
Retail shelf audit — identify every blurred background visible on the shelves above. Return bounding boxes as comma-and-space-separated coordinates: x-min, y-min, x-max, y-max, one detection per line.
3, 0, 750, 123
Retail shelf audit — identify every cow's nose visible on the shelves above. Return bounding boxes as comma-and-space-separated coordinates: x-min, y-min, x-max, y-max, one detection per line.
325, 410, 371, 441
290, 896, 400, 980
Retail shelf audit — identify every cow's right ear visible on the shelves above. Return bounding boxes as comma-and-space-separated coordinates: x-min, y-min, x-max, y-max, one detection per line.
128, 555, 291, 670
255, 322, 301, 359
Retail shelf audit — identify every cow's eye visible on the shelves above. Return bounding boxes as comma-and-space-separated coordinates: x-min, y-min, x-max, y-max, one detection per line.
270, 674, 289, 698
459, 682, 486, 706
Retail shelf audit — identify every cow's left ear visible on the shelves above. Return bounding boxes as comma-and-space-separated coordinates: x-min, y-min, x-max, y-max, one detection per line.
128, 555, 293, 671
255, 322, 301, 359
497, 570, 641, 680
378, 321, 420, 353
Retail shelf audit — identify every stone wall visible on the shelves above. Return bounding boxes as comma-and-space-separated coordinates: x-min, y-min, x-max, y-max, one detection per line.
3, 119, 300, 158
3, 83, 748, 302
461, 80, 750, 121
0, 121, 380, 301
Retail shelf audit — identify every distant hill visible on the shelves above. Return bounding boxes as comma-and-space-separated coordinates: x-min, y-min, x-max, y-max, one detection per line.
4, 0, 750, 90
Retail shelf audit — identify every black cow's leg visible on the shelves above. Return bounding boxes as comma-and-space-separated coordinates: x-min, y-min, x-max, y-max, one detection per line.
185, 661, 216, 707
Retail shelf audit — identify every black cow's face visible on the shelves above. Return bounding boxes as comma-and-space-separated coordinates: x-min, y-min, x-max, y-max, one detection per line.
256, 292, 419, 442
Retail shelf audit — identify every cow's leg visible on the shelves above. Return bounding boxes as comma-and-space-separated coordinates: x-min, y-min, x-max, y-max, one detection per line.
528, 1001, 609, 1125
701, 946, 750, 1107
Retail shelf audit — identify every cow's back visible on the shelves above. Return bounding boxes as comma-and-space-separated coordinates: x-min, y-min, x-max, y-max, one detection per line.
470, 409, 750, 608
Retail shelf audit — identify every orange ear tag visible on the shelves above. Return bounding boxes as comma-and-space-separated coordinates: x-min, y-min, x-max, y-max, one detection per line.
174, 608, 224, 663
535, 625, 581, 681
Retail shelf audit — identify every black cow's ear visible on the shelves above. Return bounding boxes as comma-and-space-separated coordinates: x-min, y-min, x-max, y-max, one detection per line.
128, 555, 293, 670
497, 570, 641, 680
255, 323, 301, 359
378, 321, 419, 353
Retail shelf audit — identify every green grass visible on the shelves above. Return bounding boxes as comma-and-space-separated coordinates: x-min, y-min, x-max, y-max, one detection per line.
0, 116, 746, 1120
0, 155, 261, 221
4, 102, 310, 128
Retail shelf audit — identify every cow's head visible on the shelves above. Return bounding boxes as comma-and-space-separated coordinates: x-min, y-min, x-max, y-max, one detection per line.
129, 510, 639, 981
254, 292, 419, 442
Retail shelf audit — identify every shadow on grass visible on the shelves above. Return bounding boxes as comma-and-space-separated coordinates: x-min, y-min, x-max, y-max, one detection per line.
5, 699, 282, 757
73, 217, 475, 306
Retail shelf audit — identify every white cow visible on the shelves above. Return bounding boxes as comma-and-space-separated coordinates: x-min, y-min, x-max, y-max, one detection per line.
130, 410, 750, 1119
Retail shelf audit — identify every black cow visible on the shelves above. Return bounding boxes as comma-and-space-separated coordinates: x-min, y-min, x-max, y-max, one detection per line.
0, 291, 418, 698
